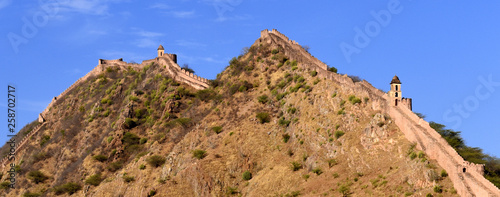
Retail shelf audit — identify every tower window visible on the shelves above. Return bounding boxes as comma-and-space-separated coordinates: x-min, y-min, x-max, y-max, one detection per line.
395, 92, 398, 97
395, 85, 398, 91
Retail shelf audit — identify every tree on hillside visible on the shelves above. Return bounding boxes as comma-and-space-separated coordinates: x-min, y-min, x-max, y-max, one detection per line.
182, 64, 195, 74
430, 121, 500, 188
302, 45, 310, 53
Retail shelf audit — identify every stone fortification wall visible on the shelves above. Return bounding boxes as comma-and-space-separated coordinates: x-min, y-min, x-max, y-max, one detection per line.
155, 56, 209, 90
0, 123, 46, 168
307, 62, 499, 196
261, 29, 328, 70
3, 56, 209, 169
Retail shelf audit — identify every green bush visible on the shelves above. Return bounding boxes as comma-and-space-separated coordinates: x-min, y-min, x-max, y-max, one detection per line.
348, 95, 362, 105
122, 132, 140, 145
196, 89, 217, 102
100, 98, 112, 105
271, 49, 279, 54
338, 185, 350, 196
0, 181, 10, 189
193, 149, 207, 159
211, 126, 223, 134
282, 134, 291, 143
129, 96, 139, 102
146, 155, 166, 167
278, 118, 291, 127
256, 112, 270, 124
123, 118, 137, 129
433, 185, 442, 193
40, 135, 50, 147
27, 170, 49, 184
426, 193, 433, 197
149, 190, 157, 196
291, 161, 302, 171
328, 66, 338, 73
328, 159, 338, 168
107, 161, 123, 172
337, 109, 345, 115
409, 152, 417, 160
257, 95, 269, 104
227, 186, 238, 195
93, 154, 107, 162
140, 138, 148, 144
310, 70, 318, 77
242, 171, 252, 181
53, 182, 82, 195
176, 117, 192, 127
85, 174, 103, 186
334, 131, 345, 139
418, 151, 425, 158
312, 167, 323, 175
440, 169, 448, 177
139, 164, 146, 170
123, 175, 135, 183
23, 192, 41, 197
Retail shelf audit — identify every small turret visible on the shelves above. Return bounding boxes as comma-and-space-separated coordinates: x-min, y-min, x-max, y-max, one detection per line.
389, 75, 412, 110
158, 45, 165, 57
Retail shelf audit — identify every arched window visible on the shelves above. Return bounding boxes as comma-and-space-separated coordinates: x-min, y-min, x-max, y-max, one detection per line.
395, 85, 398, 91
463, 168, 466, 173
395, 92, 398, 97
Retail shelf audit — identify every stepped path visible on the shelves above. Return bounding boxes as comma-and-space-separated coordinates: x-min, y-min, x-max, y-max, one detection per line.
0, 122, 46, 168
261, 28, 499, 196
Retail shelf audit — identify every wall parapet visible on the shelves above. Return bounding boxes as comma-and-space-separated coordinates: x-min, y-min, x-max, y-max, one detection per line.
262, 29, 328, 71
311, 67, 499, 196
1, 122, 46, 169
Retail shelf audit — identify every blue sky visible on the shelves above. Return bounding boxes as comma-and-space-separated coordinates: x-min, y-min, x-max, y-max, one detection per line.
1, 1, 499, 157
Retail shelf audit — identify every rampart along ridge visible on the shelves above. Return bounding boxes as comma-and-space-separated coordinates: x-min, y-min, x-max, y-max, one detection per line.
2, 29, 499, 196
260, 28, 499, 196
261, 29, 328, 70
1, 51, 209, 170
303, 56, 499, 196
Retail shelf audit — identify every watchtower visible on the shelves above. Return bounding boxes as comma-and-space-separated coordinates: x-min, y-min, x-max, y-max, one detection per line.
158, 45, 165, 57
389, 75, 412, 110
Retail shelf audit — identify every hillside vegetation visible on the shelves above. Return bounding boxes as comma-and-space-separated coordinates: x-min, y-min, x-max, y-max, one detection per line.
0, 34, 466, 196
428, 121, 500, 188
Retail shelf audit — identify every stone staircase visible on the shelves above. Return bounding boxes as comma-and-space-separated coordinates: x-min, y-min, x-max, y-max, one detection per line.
0, 122, 46, 169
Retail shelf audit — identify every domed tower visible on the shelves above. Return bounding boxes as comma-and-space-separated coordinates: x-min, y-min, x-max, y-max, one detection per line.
157, 45, 165, 57
388, 75, 412, 110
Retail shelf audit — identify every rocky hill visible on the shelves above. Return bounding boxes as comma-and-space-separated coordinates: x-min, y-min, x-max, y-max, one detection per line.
0, 29, 498, 197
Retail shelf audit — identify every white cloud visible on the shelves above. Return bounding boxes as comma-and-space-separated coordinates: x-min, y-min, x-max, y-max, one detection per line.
176, 53, 225, 64
0, 0, 11, 10
55, 0, 127, 15
215, 14, 251, 22
175, 40, 206, 48
171, 10, 195, 18
135, 30, 163, 38
131, 29, 164, 48
149, 3, 170, 10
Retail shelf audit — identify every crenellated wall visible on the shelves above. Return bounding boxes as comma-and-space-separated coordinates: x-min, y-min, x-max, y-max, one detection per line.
306, 61, 500, 196
152, 56, 210, 89
0, 55, 210, 170
261, 29, 328, 70
0, 122, 46, 168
